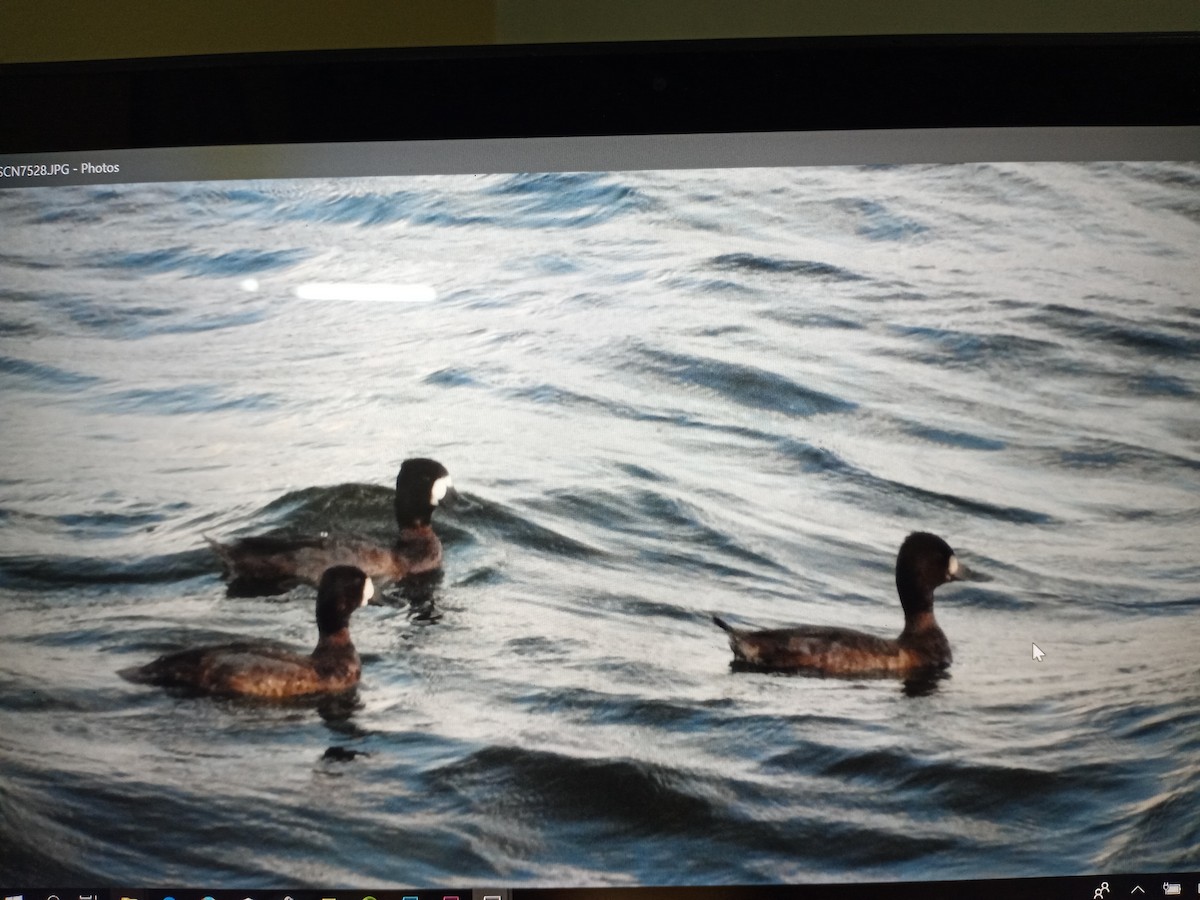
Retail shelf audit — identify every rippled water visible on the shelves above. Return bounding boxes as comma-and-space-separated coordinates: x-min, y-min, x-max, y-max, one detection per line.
1, 163, 1198, 887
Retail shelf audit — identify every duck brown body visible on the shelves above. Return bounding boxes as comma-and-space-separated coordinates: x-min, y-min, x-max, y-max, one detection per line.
714, 532, 964, 678
714, 613, 951, 676
208, 526, 441, 595
208, 458, 452, 596
120, 566, 374, 699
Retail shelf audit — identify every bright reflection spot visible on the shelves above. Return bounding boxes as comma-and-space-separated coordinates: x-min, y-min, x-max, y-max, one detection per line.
239, 277, 260, 292
294, 282, 437, 303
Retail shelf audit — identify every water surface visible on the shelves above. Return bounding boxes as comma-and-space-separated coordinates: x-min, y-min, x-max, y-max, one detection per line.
1, 163, 1198, 886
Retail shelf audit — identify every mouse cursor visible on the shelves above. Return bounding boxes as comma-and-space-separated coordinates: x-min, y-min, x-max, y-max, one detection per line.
1032, 642, 1046, 662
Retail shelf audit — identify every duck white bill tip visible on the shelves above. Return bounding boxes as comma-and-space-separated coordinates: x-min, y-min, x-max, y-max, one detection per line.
431, 474, 453, 505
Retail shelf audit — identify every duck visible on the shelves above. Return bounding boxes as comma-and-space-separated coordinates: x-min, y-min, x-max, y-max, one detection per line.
120, 565, 374, 698
713, 532, 966, 677
207, 457, 453, 596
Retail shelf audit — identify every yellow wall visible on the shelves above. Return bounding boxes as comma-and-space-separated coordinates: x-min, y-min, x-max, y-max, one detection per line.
497, 0, 1200, 44
3, 0, 1198, 64
3, 0, 494, 63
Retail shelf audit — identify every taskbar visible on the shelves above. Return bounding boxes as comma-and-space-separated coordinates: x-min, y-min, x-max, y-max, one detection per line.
7, 879, 1200, 900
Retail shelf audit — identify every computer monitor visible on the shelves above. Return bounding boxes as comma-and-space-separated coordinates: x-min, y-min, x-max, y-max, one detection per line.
1, 32, 1198, 900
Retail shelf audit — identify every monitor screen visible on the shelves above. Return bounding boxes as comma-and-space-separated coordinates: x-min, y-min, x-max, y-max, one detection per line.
1, 33, 1198, 900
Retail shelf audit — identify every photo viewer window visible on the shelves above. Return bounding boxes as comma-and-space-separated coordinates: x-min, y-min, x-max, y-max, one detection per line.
1, 33, 1198, 900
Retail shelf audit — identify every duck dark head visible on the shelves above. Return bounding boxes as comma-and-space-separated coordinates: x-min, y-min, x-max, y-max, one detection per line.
394, 458, 453, 529
895, 531, 962, 620
315, 565, 374, 637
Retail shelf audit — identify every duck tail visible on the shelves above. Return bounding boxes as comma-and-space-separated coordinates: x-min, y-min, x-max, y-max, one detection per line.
202, 534, 235, 573
712, 615, 735, 633
117, 661, 156, 684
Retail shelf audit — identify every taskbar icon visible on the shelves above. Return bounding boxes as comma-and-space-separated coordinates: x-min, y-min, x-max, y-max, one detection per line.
2, 890, 508, 900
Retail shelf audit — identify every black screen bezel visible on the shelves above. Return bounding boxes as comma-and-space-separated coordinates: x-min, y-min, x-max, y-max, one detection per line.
2, 32, 1199, 154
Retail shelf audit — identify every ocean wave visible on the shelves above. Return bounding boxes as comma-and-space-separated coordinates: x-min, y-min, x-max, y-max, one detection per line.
833, 197, 931, 242
278, 190, 495, 228
710, 252, 865, 281
84, 246, 308, 278
0, 354, 101, 391
100, 384, 282, 416
486, 172, 654, 227
0, 549, 214, 591
430, 745, 721, 832
639, 347, 856, 417
887, 324, 1065, 370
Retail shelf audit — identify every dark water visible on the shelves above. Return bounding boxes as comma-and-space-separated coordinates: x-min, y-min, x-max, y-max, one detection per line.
1, 163, 1199, 886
